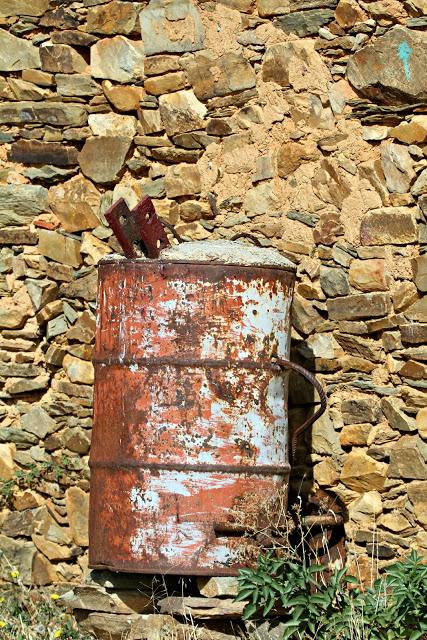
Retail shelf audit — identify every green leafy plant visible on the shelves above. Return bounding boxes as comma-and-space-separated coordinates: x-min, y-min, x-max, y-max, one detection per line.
236, 550, 427, 640
353, 550, 427, 640
236, 550, 356, 639
0, 460, 64, 508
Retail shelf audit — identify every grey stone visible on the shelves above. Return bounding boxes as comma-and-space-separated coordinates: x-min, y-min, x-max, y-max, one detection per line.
22, 166, 77, 183
347, 27, 427, 105
51, 30, 98, 47
47, 315, 68, 339
56, 74, 102, 97
411, 168, 427, 196
8, 78, 51, 101
275, 9, 335, 36
78, 612, 146, 640
0, 101, 87, 126
222, 213, 250, 228
79, 136, 132, 183
0, 428, 38, 448
381, 397, 417, 432
246, 620, 287, 640
140, 0, 204, 56
400, 324, 427, 345
320, 266, 350, 297
381, 143, 415, 194
389, 436, 427, 479
0, 507, 45, 538
158, 596, 245, 619
341, 396, 382, 424
252, 155, 274, 183
142, 179, 165, 199
21, 406, 58, 439
413, 255, 427, 293
5, 374, 50, 395
26, 278, 58, 312
0, 185, 48, 227
0, 28, 40, 71
0, 535, 36, 585
287, 210, 320, 227
60, 270, 98, 302
311, 412, 343, 456
91, 36, 145, 83
0, 364, 42, 378
60, 585, 152, 614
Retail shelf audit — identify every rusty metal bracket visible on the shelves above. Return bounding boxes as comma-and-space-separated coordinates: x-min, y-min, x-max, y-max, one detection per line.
104, 196, 170, 259
273, 359, 327, 462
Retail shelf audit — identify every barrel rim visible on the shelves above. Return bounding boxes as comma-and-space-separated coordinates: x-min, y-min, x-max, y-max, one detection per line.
99, 257, 297, 274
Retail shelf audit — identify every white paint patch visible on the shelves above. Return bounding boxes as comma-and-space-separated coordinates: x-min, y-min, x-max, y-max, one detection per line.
200, 333, 216, 359
130, 487, 160, 513
159, 521, 206, 561
129, 363, 138, 373
149, 470, 236, 496
234, 280, 290, 358
200, 543, 240, 567
266, 375, 286, 421
130, 518, 207, 562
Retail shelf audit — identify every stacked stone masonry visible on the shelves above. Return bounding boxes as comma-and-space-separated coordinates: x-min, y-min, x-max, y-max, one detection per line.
0, 0, 426, 615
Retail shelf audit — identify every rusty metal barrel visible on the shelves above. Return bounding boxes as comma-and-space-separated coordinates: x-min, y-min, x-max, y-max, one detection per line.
89, 241, 320, 575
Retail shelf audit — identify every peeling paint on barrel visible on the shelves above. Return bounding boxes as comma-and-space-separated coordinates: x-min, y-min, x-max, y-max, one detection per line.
89, 260, 295, 575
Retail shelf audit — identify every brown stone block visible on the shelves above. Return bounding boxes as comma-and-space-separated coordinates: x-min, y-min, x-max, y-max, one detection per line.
327, 292, 392, 320
360, 208, 417, 245
9, 140, 78, 167
40, 44, 88, 74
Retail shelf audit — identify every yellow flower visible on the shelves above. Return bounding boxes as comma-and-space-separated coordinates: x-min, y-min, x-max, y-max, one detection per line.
50, 594, 60, 601
54, 630, 62, 638
0, 621, 6, 628
9, 570, 19, 579
0, 597, 4, 604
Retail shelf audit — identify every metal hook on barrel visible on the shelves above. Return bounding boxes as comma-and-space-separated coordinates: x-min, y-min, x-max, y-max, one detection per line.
273, 358, 327, 462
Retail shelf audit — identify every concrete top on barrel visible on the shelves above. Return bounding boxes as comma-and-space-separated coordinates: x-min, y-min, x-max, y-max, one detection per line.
102, 240, 297, 272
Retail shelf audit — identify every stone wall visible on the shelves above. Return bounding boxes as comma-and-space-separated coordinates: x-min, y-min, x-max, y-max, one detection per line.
0, 0, 426, 589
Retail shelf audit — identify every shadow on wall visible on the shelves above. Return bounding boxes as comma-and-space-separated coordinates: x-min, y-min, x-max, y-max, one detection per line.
288, 339, 346, 567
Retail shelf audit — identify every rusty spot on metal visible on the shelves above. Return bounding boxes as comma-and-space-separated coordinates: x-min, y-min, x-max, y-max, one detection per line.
89, 259, 325, 575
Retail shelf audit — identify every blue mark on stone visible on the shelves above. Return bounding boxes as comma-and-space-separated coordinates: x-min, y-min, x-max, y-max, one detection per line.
397, 41, 412, 81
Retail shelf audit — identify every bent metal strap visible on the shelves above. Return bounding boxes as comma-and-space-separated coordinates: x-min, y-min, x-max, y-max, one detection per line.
273, 358, 327, 462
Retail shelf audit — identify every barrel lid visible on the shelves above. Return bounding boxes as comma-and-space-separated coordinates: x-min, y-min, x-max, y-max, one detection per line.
102, 240, 297, 272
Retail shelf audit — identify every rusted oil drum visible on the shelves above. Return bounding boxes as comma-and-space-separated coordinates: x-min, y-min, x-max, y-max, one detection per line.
89, 246, 298, 575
